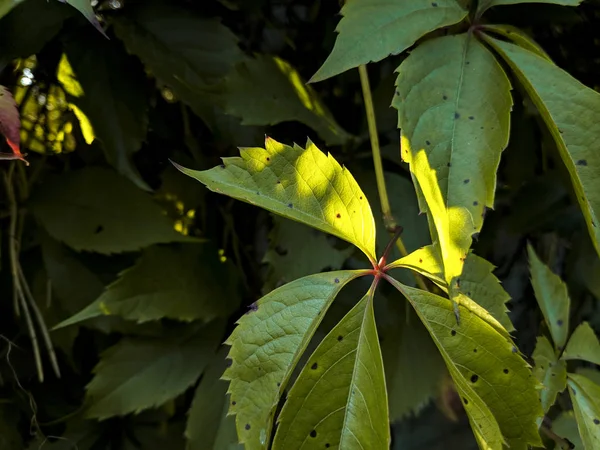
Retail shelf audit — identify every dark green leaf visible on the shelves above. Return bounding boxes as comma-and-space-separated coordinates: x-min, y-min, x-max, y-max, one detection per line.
567, 373, 600, 450
532, 336, 566, 414
311, 0, 468, 82
478, 0, 583, 17
480, 24, 550, 59
29, 167, 196, 254
223, 270, 362, 449
562, 322, 600, 365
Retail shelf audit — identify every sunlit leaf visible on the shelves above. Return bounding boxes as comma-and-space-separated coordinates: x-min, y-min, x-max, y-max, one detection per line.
60, 0, 107, 37
111, 1, 244, 122
388, 245, 513, 331
567, 373, 600, 450
0, 86, 26, 163
186, 347, 242, 450
311, 0, 468, 82
562, 322, 600, 365
221, 55, 351, 146
61, 34, 149, 190
29, 167, 195, 254
176, 137, 377, 261
273, 293, 389, 449
223, 270, 362, 449
393, 33, 512, 295
480, 24, 550, 60
528, 244, 571, 349
477, 0, 583, 17
483, 36, 600, 259
387, 277, 543, 450
55, 245, 239, 328
532, 336, 566, 414
263, 215, 353, 289
85, 322, 223, 419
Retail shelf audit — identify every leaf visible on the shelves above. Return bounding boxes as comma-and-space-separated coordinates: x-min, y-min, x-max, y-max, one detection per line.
85, 322, 223, 419
552, 411, 584, 450
55, 245, 239, 328
393, 33, 512, 292
111, 1, 244, 122
61, 33, 150, 190
263, 215, 353, 289
176, 137, 377, 261
483, 36, 600, 260
273, 293, 389, 449
29, 167, 195, 254
221, 55, 351, 146
0, 86, 26, 163
223, 270, 362, 449
477, 0, 583, 17
60, 0, 107, 37
186, 347, 242, 450
0, 0, 25, 20
562, 322, 600, 365
388, 245, 514, 331
387, 277, 544, 450
480, 24, 551, 60
567, 373, 600, 450
310, 0, 468, 82
532, 336, 567, 414
528, 244, 571, 349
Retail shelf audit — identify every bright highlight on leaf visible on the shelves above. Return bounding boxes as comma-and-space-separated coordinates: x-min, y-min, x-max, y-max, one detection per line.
484, 36, 600, 260
222, 271, 363, 449
273, 293, 389, 449
176, 137, 377, 261
311, 0, 468, 82
387, 277, 543, 450
532, 336, 567, 414
394, 33, 512, 298
567, 373, 600, 450
563, 322, 600, 365
528, 244, 571, 349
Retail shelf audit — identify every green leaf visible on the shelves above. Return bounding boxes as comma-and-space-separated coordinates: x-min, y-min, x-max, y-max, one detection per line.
388, 245, 514, 331
186, 347, 242, 450
60, 34, 150, 190
0, 0, 25, 21
310, 0, 468, 82
552, 411, 584, 450
567, 373, 600, 450
221, 55, 351, 146
532, 336, 567, 414
393, 33, 512, 292
111, 1, 243, 121
478, 0, 583, 17
29, 167, 195, 254
55, 245, 239, 328
176, 137, 377, 261
263, 215, 353, 289
273, 293, 389, 449
223, 270, 362, 449
480, 25, 550, 60
387, 277, 543, 450
528, 244, 571, 349
483, 36, 600, 260
562, 322, 600, 365
62, 0, 107, 37
85, 323, 223, 419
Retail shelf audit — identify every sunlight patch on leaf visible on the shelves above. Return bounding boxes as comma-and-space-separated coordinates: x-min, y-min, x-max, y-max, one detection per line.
223, 270, 362, 449
176, 137, 377, 261
477, 0, 583, 17
273, 293, 389, 449
532, 336, 566, 414
311, 0, 468, 82
562, 322, 600, 365
567, 373, 600, 450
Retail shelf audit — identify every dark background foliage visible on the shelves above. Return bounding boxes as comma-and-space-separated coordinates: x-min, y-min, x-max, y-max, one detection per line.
1, 0, 599, 448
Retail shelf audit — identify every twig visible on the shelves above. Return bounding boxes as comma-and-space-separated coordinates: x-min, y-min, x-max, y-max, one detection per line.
3, 166, 22, 315
540, 423, 574, 449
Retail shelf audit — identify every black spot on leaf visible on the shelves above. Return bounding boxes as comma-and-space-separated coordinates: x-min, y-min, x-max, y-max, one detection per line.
443, 95, 448, 100
95, 225, 104, 234
325, 444, 331, 448
232, 400, 236, 405
310, 430, 317, 438
336, 213, 341, 218
311, 362, 318, 370
266, 157, 270, 161
334, 278, 340, 284
451, 330, 457, 336
288, 203, 293, 208
247, 302, 258, 314
576, 159, 588, 166
473, 348, 478, 353
275, 246, 288, 256
426, 140, 431, 145
277, 180, 281, 184
594, 418, 599, 425
469, 116, 474, 120
220, 164, 225, 169
431, 2, 438, 6
454, 112, 460, 119
471, 374, 479, 383
503, 369, 509, 374
463, 179, 470, 184
447, 162, 452, 167
419, 258, 423, 263
225, 358, 233, 367
360, 196, 363, 200
277, 382, 281, 387
557, 319, 563, 326
462, 397, 469, 405
245, 424, 251, 430
337, 335, 343, 341
473, 201, 478, 206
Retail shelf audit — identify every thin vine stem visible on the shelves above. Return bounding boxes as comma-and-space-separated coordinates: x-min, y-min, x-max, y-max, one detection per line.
357, 65, 429, 291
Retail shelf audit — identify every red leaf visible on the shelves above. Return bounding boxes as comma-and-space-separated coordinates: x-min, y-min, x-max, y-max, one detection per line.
0, 86, 27, 165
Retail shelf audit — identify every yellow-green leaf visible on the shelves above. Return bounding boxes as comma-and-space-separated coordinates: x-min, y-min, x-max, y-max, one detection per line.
273, 293, 389, 449
393, 33, 512, 292
528, 244, 571, 349
480, 24, 551, 60
176, 138, 377, 261
223, 270, 362, 450
532, 336, 567, 414
562, 322, 600, 365
387, 277, 543, 450
311, 0, 467, 82
567, 373, 600, 450
478, 0, 583, 17
483, 36, 600, 259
